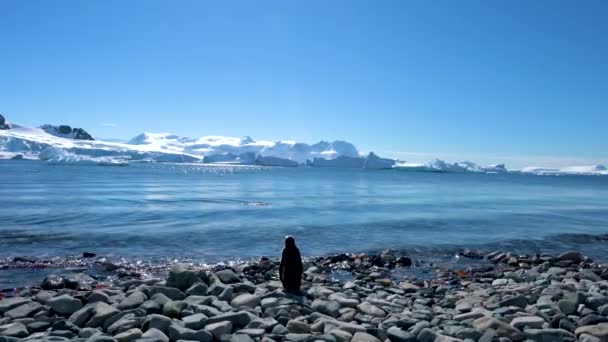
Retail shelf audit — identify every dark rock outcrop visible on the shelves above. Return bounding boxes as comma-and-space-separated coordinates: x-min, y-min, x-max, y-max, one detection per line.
39, 124, 95, 140
0, 113, 11, 129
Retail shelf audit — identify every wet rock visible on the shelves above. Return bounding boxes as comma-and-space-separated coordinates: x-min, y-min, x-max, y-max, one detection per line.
215, 269, 240, 284
575, 323, 608, 339
41, 275, 66, 290
48, 294, 83, 315
166, 265, 209, 291
143, 286, 186, 301
557, 251, 583, 264
83, 252, 97, 258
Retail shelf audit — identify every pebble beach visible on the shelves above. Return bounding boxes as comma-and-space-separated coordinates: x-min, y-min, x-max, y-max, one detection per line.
2, 249, 608, 342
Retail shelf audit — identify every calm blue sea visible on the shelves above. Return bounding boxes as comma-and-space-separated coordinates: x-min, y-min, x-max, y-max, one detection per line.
2, 160, 608, 264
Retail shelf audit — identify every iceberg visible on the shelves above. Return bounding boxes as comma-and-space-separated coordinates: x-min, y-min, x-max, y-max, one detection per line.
312, 156, 366, 168
363, 152, 396, 169
255, 155, 299, 167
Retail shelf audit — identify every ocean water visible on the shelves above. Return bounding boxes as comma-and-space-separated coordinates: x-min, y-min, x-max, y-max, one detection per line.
2, 160, 608, 265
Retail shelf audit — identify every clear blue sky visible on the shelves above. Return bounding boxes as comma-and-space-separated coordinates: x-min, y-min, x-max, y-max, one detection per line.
1, 0, 606, 167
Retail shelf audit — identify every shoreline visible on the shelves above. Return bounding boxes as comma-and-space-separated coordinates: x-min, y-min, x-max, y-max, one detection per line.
1, 249, 608, 341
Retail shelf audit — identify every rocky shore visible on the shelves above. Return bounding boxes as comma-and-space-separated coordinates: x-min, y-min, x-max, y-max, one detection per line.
1, 250, 608, 342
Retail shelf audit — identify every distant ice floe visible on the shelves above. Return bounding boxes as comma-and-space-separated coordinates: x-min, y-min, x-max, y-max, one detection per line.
519, 165, 608, 176
393, 159, 508, 173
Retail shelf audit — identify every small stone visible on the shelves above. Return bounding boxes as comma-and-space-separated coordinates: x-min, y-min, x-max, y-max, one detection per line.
0, 297, 30, 314
41, 275, 66, 290
182, 313, 208, 330
510, 316, 545, 329
5, 301, 42, 319
329, 330, 353, 342
48, 294, 83, 315
117, 291, 147, 310
238, 328, 265, 337
312, 300, 341, 318
205, 321, 233, 339
80, 327, 102, 338
186, 282, 208, 296
215, 269, 240, 284
141, 328, 170, 342
499, 294, 528, 308
0, 322, 29, 338
575, 323, 608, 339
163, 300, 188, 318
144, 286, 186, 301
472, 316, 524, 341
386, 326, 416, 342
231, 334, 255, 342
287, 320, 311, 334
357, 302, 386, 317
142, 314, 173, 334
86, 291, 111, 304
524, 328, 576, 342
578, 314, 608, 327
167, 324, 198, 341
166, 265, 209, 291
114, 328, 142, 342
230, 294, 261, 308
84, 302, 120, 328
557, 251, 583, 263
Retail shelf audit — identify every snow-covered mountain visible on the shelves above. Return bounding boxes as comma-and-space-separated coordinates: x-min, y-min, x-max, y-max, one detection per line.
0, 117, 367, 166
0, 116, 606, 175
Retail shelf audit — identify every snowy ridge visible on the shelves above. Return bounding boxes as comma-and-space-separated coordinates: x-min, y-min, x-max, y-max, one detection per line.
0, 121, 363, 166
